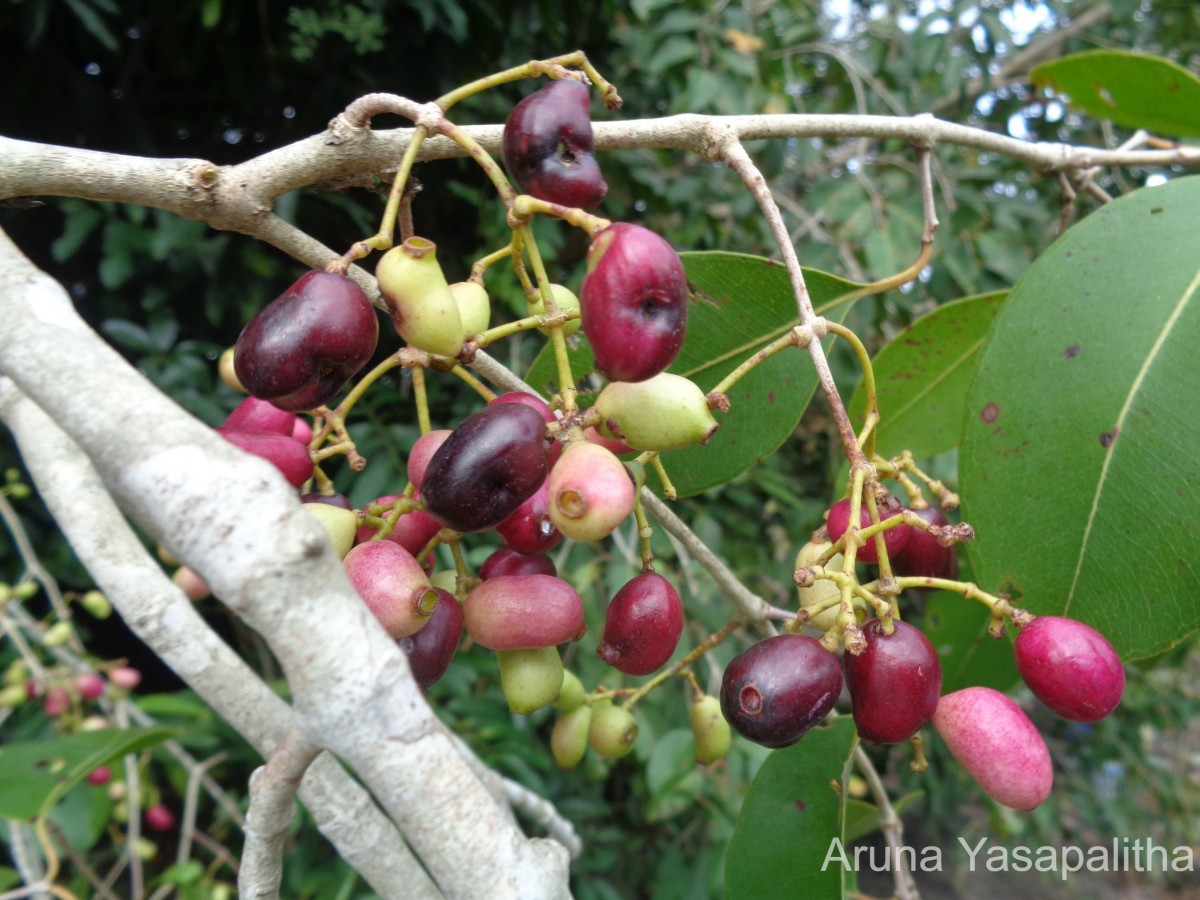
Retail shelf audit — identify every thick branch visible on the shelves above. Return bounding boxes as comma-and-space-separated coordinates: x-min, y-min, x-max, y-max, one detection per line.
0, 230, 569, 899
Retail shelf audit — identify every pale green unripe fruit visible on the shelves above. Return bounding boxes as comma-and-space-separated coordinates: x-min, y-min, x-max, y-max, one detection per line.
376, 237, 467, 357
588, 703, 638, 759
429, 570, 458, 593
552, 669, 585, 713
42, 621, 73, 648
80, 589, 112, 620
594, 373, 719, 452
301, 503, 357, 559
530, 284, 581, 337
498, 646, 564, 715
690, 695, 732, 764
0, 684, 26, 708
551, 704, 592, 770
794, 541, 866, 630
449, 281, 491, 337
547, 442, 635, 542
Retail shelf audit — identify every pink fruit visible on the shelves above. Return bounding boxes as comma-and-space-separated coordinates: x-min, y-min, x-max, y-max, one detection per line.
144, 804, 176, 832
1014, 616, 1125, 722
343, 541, 439, 638
74, 673, 107, 701
109, 667, 142, 690
597, 572, 684, 675
463, 574, 585, 650
547, 442, 635, 542
583, 425, 634, 456
233, 270, 379, 412
355, 494, 443, 560
222, 396, 296, 435
825, 497, 911, 564
44, 686, 70, 717
407, 430, 452, 490
580, 223, 687, 383
217, 428, 313, 489
931, 687, 1053, 810
86, 766, 112, 786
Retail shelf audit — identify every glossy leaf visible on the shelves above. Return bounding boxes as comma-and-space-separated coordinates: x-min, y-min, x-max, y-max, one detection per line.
1031, 50, 1200, 138
725, 717, 856, 899
843, 791, 924, 844
0, 727, 174, 820
961, 176, 1200, 660
920, 591, 1019, 695
848, 292, 1006, 458
527, 252, 865, 497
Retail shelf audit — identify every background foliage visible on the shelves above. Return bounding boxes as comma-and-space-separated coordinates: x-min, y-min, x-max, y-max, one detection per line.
2, 1, 1199, 897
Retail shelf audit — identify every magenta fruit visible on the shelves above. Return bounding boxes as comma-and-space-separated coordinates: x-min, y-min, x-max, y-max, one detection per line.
479, 546, 557, 580
217, 428, 313, 489
233, 270, 378, 412
222, 396, 298, 436
843, 618, 941, 744
580, 223, 688, 383
891, 507, 958, 580
825, 496, 911, 564
495, 478, 563, 555
397, 588, 463, 692
144, 804, 176, 833
720, 634, 842, 749
1013, 615, 1124, 722
502, 79, 607, 209
464, 574, 585, 650
343, 541, 438, 638
355, 494, 442, 560
597, 572, 684, 676
931, 687, 1053, 810
421, 404, 551, 533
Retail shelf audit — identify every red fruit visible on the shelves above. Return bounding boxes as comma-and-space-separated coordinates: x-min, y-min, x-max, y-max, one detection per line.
397, 588, 464, 692
720, 635, 842, 749
343, 541, 438, 638
479, 547, 557, 580
43, 686, 70, 717
233, 270, 379, 412
583, 425, 634, 456
421, 405, 551, 534
580, 223, 687, 383
222, 396, 296, 435
487, 392, 561, 464
597, 572, 684, 676
892, 507, 958, 580
825, 497, 911, 564
144, 804, 176, 833
74, 673, 107, 701
217, 428, 313, 489
843, 619, 941, 744
407, 430, 452, 490
932, 687, 1053, 810
502, 79, 607, 209
86, 766, 112, 786
463, 574, 585, 650
1014, 616, 1125, 722
495, 478, 562, 555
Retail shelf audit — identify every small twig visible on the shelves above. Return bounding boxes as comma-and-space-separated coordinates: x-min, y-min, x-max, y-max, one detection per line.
854, 746, 920, 900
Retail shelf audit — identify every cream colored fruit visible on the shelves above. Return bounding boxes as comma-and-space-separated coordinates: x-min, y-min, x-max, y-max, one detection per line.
449, 281, 491, 337
794, 541, 868, 630
376, 237, 467, 357
594, 373, 719, 452
302, 503, 357, 559
530, 284, 581, 337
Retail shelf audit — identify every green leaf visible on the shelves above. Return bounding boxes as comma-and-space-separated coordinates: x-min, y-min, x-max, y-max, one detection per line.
843, 791, 924, 843
0, 728, 174, 820
920, 591, 1019, 695
848, 292, 1006, 458
525, 252, 865, 498
960, 176, 1200, 660
725, 717, 856, 899
1031, 50, 1200, 138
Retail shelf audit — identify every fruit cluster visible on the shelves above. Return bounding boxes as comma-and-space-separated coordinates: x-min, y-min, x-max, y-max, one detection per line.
208, 59, 1127, 799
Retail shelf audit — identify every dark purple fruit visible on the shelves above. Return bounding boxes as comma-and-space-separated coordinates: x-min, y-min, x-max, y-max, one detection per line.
892, 507, 958, 580
502, 79, 607, 209
843, 618, 941, 745
217, 428, 313, 489
720, 634, 842, 749
1014, 616, 1124, 722
488, 392, 562, 465
397, 587, 464, 692
496, 478, 562, 555
580, 223, 687, 383
233, 271, 379, 413
479, 546, 557, 580
826, 496, 911, 564
299, 491, 352, 509
597, 572, 684, 675
421, 404, 551, 533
